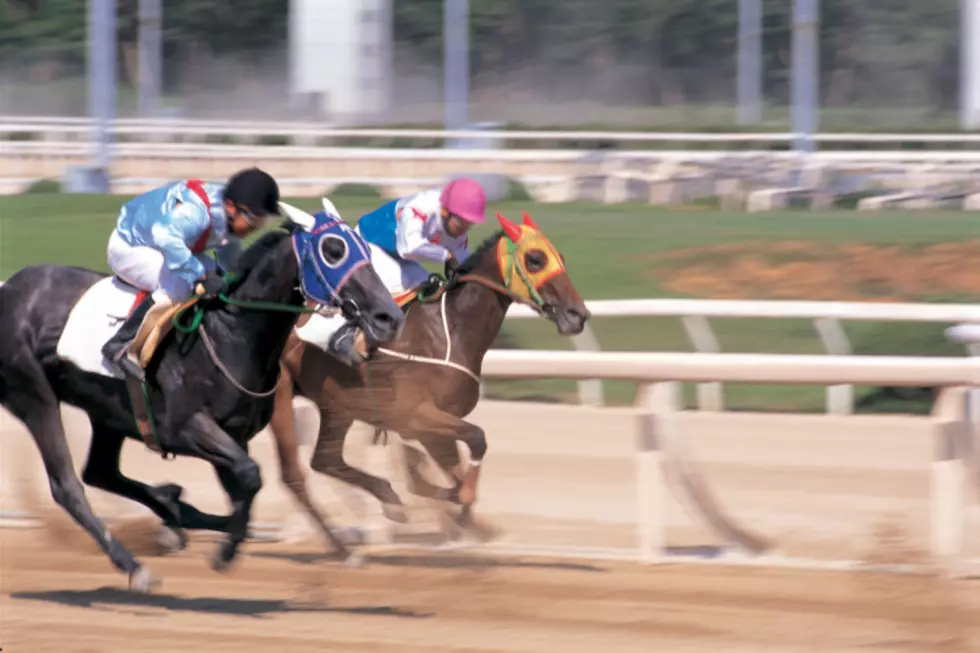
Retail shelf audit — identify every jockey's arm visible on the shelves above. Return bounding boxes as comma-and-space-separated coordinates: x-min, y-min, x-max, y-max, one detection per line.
394, 193, 453, 263
451, 237, 471, 264
149, 202, 210, 288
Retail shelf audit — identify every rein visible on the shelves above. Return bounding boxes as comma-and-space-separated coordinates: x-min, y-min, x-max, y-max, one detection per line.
370, 238, 549, 380
417, 238, 551, 313
172, 286, 316, 397
131, 288, 309, 459
363, 240, 550, 446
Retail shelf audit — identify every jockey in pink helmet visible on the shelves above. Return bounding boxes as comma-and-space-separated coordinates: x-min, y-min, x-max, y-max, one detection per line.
316, 177, 487, 366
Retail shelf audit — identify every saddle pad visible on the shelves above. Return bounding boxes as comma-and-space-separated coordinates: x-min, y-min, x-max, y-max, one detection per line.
56, 277, 144, 379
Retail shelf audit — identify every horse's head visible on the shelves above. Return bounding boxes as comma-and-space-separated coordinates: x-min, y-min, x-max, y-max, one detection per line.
493, 211, 590, 335
280, 199, 403, 347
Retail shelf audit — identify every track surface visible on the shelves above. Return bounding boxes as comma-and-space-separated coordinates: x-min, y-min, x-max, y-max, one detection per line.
4, 524, 980, 653
5, 402, 980, 651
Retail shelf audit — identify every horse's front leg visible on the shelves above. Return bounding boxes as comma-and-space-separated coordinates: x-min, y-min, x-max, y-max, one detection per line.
81, 419, 230, 553
405, 407, 487, 516
401, 433, 464, 503
268, 365, 357, 560
454, 420, 486, 508
176, 412, 262, 571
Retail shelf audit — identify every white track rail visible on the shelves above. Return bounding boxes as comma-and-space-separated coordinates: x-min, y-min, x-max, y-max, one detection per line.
5, 116, 980, 148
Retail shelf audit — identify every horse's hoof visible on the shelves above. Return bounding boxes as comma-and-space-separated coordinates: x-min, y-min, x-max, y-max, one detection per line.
336, 525, 367, 547
156, 525, 188, 554
129, 566, 161, 593
154, 483, 184, 503
210, 541, 240, 573
382, 503, 409, 524
342, 550, 366, 569
210, 550, 235, 573
459, 515, 502, 544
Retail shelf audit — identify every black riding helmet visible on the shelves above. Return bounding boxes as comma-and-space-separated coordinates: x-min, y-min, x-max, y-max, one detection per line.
222, 167, 281, 224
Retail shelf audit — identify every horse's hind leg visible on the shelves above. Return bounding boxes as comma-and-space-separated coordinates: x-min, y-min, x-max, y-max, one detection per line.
81, 422, 229, 553
0, 362, 156, 591
309, 409, 408, 523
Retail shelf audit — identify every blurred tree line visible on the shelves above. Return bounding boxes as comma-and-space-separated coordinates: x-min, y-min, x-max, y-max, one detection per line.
0, 0, 961, 110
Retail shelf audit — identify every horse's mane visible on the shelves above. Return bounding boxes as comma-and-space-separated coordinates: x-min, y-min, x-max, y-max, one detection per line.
227, 230, 290, 289
455, 231, 504, 276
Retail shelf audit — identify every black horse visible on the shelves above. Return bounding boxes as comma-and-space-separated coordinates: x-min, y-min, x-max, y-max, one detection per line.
0, 202, 403, 591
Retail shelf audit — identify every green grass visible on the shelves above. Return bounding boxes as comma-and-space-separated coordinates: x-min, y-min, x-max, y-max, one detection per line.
2, 194, 977, 414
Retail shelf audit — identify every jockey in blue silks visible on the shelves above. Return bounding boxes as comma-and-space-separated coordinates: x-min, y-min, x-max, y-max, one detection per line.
101, 167, 281, 379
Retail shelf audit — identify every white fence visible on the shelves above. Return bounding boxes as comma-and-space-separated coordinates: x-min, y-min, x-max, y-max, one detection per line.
5, 116, 980, 149
503, 298, 980, 414
4, 347, 979, 573
0, 282, 970, 413
14, 140, 980, 164
478, 349, 980, 569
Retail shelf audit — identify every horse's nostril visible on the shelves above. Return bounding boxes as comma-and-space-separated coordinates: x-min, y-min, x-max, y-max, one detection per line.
374, 311, 403, 331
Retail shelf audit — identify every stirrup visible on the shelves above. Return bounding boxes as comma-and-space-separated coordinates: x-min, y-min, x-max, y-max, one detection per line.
116, 352, 146, 381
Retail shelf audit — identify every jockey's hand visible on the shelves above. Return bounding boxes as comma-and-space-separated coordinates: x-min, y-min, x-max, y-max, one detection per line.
444, 254, 459, 280
199, 273, 227, 298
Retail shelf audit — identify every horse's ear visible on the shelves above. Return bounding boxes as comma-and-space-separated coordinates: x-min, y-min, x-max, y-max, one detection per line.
279, 201, 315, 232
521, 211, 540, 231
321, 196, 341, 219
496, 212, 522, 242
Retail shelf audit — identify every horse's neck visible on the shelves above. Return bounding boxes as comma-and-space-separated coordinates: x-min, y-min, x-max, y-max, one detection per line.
448, 277, 512, 366
210, 242, 303, 377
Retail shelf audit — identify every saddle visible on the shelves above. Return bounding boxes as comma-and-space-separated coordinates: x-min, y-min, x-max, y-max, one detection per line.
118, 285, 201, 369
137, 297, 199, 368
393, 288, 419, 310
392, 274, 446, 312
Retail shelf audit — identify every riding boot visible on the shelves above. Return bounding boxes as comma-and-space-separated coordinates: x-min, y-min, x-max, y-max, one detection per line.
327, 322, 369, 367
103, 295, 155, 379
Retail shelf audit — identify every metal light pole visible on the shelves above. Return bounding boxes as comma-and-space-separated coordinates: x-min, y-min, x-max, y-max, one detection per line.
962, 0, 980, 128
737, 0, 762, 124
137, 0, 161, 117
87, 0, 116, 191
790, 0, 818, 152
443, 0, 469, 130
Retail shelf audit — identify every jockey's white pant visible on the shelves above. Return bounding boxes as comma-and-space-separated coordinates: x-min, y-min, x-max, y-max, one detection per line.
107, 230, 214, 304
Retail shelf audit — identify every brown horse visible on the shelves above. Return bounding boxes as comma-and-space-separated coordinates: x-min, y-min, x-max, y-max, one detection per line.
266, 210, 590, 546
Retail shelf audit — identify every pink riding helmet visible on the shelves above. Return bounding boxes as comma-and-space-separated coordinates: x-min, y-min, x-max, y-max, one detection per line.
440, 177, 487, 224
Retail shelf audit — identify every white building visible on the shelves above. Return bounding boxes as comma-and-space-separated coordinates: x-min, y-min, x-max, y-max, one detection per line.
289, 0, 393, 122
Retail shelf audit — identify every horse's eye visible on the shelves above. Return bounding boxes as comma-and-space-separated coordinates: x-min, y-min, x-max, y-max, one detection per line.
318, 235, 349, 268
524, 249, 547, 272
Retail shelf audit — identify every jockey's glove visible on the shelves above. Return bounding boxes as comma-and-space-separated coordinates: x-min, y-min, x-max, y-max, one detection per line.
445, 254, 459, 280
200, 272, 227, 297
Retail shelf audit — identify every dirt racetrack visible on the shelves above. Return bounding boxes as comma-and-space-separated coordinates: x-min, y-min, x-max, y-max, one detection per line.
5, 400, 980, 651
3, 523, 980, 653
